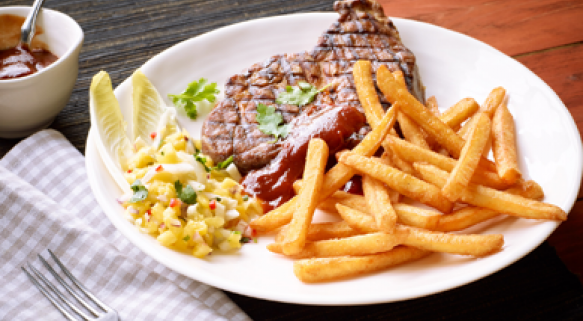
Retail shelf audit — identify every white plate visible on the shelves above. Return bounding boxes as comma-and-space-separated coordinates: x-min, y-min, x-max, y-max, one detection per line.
86, 13, 583, 305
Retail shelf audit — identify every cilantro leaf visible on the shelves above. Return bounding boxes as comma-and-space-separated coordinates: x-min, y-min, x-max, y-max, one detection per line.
168, 78, 220, 120
183, 235, 191, 241
276, 81, 331, 107
129, 179, 148, 203
175, 180, 197, 205
215, 156, 233, 170
256, 103, 291, 142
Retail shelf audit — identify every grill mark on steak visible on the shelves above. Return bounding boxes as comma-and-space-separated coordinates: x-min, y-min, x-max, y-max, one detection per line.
202, 0, 424, 174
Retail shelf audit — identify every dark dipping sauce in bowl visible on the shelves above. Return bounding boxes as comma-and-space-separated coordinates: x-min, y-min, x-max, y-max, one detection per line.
0, 44, 58, 79
241, 105, 366, 211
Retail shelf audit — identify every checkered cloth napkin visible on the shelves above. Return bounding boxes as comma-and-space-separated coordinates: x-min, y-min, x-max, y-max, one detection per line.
0, 130, 251, 321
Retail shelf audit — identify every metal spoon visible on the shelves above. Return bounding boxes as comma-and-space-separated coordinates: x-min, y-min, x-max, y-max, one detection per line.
20, 0, 47, 49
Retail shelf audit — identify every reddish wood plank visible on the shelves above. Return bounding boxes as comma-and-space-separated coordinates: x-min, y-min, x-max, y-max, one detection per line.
549, 200, 583, 283
378, 0, 583, 56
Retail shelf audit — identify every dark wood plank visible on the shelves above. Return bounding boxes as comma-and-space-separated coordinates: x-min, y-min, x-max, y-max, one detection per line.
378, 0, 583, 56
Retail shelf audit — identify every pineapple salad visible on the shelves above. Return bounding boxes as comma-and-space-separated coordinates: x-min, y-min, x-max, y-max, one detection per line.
89, 69, 262, 258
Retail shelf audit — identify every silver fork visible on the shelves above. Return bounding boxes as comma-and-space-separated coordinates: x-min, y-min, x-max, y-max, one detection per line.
21, 249, 119, 321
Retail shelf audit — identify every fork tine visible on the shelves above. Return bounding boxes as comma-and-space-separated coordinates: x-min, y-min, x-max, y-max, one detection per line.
27, 263, 93, 321
38, 254, 101, 317
21, 266, 78, 321
48, 249, 111, 311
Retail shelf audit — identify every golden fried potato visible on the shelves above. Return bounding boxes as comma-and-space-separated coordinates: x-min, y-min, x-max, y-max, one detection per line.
281, 139, 328, 255
293, 246, 430, 283
414, 163, 567, 221
339, 152, 453, 213
442, 113, 491, 202
492, 101, 521, 184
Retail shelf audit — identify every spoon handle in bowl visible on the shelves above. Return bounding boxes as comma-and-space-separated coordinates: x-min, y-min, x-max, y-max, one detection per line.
20, 0, 47, 47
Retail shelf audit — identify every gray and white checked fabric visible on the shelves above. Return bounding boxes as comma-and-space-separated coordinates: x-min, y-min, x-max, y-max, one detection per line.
0, 130, 251, 321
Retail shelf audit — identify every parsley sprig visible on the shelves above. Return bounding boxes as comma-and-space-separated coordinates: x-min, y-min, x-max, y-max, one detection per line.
129, 179, 148, 203
168, 78, 219, 120
275, 81, 332, 107
174, 180, 197, 204
256, 103, 291, 142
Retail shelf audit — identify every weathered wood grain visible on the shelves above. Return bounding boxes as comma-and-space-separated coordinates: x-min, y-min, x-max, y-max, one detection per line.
378, 0, 583, 56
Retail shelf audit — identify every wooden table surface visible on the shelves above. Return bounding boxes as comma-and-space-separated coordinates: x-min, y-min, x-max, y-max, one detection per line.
1, 0, 583, 319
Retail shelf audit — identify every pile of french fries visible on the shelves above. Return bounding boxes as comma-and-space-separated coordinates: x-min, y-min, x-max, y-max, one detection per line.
249, 60, 567, 283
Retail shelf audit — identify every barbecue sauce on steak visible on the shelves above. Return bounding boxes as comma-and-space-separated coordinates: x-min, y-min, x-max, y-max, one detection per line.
242, 105, 365, 210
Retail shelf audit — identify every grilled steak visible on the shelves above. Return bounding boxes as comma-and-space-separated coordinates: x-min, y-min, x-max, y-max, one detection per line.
202, 0, 424, 177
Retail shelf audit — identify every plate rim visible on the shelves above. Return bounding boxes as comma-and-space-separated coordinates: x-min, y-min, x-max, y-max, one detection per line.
86, 12, 583, 305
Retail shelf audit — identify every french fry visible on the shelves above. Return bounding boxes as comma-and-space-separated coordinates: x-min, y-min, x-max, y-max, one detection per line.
318, 191, 440, 229
426, 96, 440, 116
413, 163, 567, 221
377, 154, 402, 203
386, 135, 510, 190
436, 180, 545, 232
398, 225, 504, 257
434, 207, 501, 232
362, 175, 397, 233
339, 152, 454, 213
249, 105, 398, 232
506, 179, 544, 201
277, 221, 361, 243
268, 232, 405, 259
352, 60, 384, 128
393, 87, 465, 158
376, 65, 400, 103
457, 114, 477, 140
379, 65, 462, 156
336, 204, 504, 256
293, 246, 431, 283
480, 86, 506, 118
392, 70, 408, 90
398, 111, 431, 149
440, 98, 479, 129
281, 139, 328, 255
442, 113, 491, 202
382, 145, 415, 175
393, 203, 441, 229
492, 101, 521, 184
306, 221, 362, 241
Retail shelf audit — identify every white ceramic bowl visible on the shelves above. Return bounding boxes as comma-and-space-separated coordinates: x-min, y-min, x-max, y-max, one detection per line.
0, 6, 83, 138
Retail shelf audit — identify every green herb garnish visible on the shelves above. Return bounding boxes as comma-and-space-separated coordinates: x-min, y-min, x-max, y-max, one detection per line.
242, 195, 249, 201
275, 81, 331, 107
256, 103, 291, 142
168, 78, 220, 120
174, 180, 197, 205
129, 179, 148, 203
183, 235, 191, 241
240, 237, 251, 243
